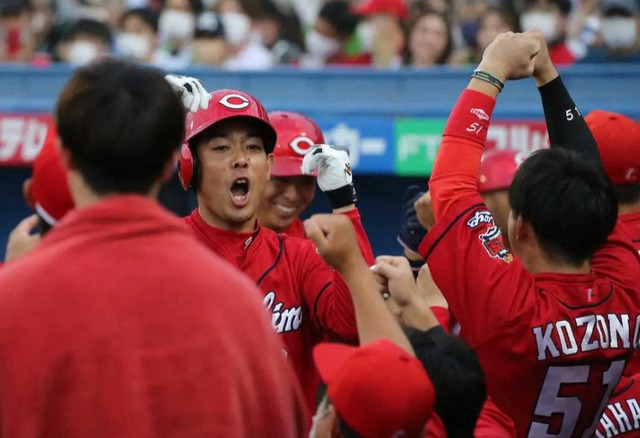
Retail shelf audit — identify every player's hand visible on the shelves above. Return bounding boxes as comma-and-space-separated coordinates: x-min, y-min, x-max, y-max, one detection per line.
398, 186, 428, 255
372, 256, 422, 308
416, 264, 448, 309
165, 74, 211, 113
304, 213, 364, 273
528, 30, 559, 87
5, 215, 41, 263
414, 191, 436, 231
479, 32, 541, 83
302, 144, 356, 209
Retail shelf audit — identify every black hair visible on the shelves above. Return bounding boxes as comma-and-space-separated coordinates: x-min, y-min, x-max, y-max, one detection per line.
405, 9, 453, 65
614, 182, 640, 205
509, 148, 618, 266
318, 0, 359, 40
62, 18, 112, 45
120, 8, 159, 33
0, 0, 29, 16
409, 327, 486, 438
524, 0, 572, 15
479, 6, 520, 32
56, 59, 186, 195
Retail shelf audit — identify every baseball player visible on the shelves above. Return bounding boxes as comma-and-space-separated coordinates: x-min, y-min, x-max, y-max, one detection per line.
0, 59, 307, 437
178, 90, 360, 410
586, 110, 640, 253
418, 30, 640, 438
258, 111, 375, 265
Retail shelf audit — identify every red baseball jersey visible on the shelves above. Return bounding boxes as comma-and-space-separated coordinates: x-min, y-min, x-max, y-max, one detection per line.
0, 196, 307, 438
184, 209, 359, 410
597, 376, 640, 437
621, 212, 640, 254
421, 89, 640, 438
282, 210, 375, 266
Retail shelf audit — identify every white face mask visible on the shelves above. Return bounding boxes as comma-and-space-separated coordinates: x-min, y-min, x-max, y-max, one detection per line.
158, 10, 195, 42
305, 30, 340, 58
520, 11, 558, 42
67, 40, 100, 65
357, 22, 376, 52
602, 17, 637, 49
220, 12, 252, 47
116, 33, 151, 59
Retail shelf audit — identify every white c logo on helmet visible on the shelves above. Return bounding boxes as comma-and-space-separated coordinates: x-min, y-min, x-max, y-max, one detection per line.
219, 93, 250, 110
289, 136, 315, 155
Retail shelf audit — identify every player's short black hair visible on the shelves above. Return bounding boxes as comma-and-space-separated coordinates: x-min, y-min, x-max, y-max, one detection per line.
614, 182, 640, 205
120, 8, 159, 33
408, 327, 486, 438
509, 148, 617, 266
318, 0, 359, 40
56, 59, 185, 195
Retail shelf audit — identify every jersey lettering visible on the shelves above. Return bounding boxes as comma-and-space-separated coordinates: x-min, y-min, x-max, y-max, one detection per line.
596, 398, 640, 437
263, 291, 303, 334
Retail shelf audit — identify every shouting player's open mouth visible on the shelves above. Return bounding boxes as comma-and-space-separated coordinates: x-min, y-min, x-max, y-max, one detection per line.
230, 177, 250, 208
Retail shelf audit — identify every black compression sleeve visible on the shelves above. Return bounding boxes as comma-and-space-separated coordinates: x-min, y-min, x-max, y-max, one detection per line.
538, 76, 601, 164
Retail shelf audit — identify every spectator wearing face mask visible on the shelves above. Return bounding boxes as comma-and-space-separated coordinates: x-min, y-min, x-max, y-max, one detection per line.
404, 8, 453, 68
214, 0, 273, 69
56, 18, 112, 66
154, 0, 200, 70
580, 0, 640, 63
254, 0, 304, 65
353, 0, 408, 68
302, 0, 366, 68
116, 8, 158, 63
0, 0, 37, 62
520, 0, 581, 64
191, 11, 227, 65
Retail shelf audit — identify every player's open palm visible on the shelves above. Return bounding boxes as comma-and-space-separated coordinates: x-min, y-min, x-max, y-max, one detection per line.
304, 214, 364, 272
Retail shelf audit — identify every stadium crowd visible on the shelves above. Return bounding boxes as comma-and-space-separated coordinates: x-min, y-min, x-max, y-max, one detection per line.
0, 0, 639, 69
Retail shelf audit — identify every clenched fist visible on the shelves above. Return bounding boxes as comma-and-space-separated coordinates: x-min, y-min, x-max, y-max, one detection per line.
479, 32, 541, 82
304, 214, 364, 272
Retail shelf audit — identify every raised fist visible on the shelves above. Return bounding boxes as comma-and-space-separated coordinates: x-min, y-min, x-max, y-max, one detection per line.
304, 214, 363, 272
479, 32, 541, 82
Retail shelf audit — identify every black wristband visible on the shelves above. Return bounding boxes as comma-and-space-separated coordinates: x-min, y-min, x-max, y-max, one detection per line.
326, 184, 357, 209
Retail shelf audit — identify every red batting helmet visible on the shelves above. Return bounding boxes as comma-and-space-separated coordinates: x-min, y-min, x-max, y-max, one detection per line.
269, 111, 325, 177
478, 149, 526, 193
178, 89, 277, 189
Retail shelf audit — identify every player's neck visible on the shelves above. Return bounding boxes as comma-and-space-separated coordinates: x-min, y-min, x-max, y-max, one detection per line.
68, 171, 160, 208
618, 201, 640, 216
197, 206, 257, 234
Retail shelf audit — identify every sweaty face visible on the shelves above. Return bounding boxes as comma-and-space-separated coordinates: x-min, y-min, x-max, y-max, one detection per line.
258, 176, 316, 233
196, 119, 272, 231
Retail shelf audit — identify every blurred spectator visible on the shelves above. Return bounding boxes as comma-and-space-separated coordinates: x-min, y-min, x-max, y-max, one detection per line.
154, 0, 200, 70
192, 11, 227, 64
474, 7, 519, 63
216, 0, 273, 69
30, 0, 56, 52
56, 18, 112, 65
580, 0, 640, 63
520, 0, 579, 65
255, 0, 304, 64
353, 0, 408, 68
56, 0, 124, 28
302, 0, 363, 67
115, 8, 158, 63
404, 9, 452, 67
0, 0, 37, 62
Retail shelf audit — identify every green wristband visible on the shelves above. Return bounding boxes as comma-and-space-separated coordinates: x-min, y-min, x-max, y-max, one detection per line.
471, 69, 505, 92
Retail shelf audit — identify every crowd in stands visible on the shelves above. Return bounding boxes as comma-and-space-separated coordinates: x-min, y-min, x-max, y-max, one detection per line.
1, 0, 639, 69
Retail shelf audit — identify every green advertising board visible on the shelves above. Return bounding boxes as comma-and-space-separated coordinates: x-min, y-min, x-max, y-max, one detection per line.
394, 118, 447, 176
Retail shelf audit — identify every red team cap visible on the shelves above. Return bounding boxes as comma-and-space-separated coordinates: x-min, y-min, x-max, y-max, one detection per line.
268, 111, 325, 177
179, 89, 277, 189
585, 109, 640, 185
313, 339, 435, 438
352, 0, 409, 20
25, 128, 74, 225
478, 149, 525, 193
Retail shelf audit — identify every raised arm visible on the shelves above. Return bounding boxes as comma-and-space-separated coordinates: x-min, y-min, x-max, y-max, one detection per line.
530, 32, 600, 163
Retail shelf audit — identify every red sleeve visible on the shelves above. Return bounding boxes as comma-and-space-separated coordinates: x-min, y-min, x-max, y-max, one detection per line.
342, 208, 375, 266
591, 220, 640, 292
417, 195, 534, 347
429, 89, 496, 220
431, 306, 451, 332
292, 239, 358, 343
475, 400, 517, 438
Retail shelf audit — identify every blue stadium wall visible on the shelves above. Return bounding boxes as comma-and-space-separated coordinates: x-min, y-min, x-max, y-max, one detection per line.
1, 65, 639, 259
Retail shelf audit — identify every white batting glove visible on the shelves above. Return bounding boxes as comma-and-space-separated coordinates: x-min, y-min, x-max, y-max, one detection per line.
302, 144, 357, 209
165, 74, 211, 113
